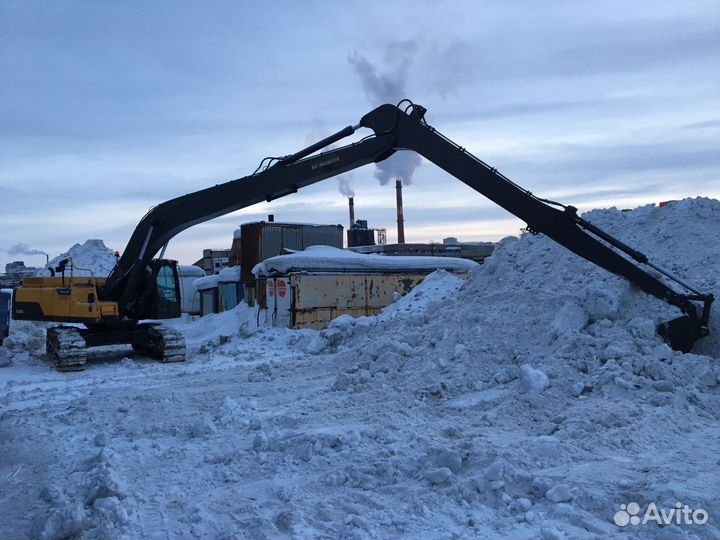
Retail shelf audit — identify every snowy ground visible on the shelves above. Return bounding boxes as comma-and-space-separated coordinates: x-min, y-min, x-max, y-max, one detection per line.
1, 198, 719, 539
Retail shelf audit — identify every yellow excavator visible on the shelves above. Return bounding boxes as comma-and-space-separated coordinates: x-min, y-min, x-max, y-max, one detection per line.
12, 100, 714, 371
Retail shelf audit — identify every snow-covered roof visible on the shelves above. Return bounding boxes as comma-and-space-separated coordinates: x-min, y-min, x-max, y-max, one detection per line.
252, 245, 479, 277
178, 265, 206, 278
218, 266, 242, 282
193, 274, 221, 290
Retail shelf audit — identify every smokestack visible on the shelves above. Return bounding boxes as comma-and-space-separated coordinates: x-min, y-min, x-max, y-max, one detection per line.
395, 180, 405, 244
349, 197, 355, 228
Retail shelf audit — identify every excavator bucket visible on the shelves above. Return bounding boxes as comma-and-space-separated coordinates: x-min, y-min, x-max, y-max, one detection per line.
657, 315, 706, 354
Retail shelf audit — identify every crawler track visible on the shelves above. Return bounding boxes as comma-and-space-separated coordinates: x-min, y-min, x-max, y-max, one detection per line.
133, 324, 186, 363
46, 326, 87, 371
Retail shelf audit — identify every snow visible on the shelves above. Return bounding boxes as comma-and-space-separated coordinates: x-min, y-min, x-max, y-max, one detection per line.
192, 274, 221, 291
253, 245, 479, 276
189, 267, 241, 287
38, 239, 117, 277
178, 265, 205, 278
218, 266, 242, 282
1, 197, 719, 539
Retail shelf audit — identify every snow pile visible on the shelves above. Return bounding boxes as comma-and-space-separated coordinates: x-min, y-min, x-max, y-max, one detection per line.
377, 268, 464, 322
477, 197, 720, 357
163, 303, 259, 354
40, 239, 117, 277
31, 448, 135, 539
0, 318, 46, 370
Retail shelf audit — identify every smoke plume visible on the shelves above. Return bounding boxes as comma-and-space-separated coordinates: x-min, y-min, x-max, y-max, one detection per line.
7, 243, 48, 258
348, 42, 422, 185
338, 175, 355, 198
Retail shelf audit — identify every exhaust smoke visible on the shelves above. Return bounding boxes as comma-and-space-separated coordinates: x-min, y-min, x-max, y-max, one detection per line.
7, 243, 49, 263
348, 43, 422, 186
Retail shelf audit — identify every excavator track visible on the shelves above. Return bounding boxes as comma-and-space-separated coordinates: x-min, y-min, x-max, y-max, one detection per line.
133, 325, 186, 363
46, 326, 87, 372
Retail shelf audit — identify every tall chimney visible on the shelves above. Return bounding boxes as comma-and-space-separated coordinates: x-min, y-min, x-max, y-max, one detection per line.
395, 180, 405, 244
348, 197, 355, 228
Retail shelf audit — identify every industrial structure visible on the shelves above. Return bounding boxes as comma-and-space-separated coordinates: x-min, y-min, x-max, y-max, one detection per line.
345, 196, 386, 248
396, 180, 405, 244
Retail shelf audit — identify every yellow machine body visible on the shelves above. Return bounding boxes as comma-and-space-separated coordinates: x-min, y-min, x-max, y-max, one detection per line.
13, 276, 119, 324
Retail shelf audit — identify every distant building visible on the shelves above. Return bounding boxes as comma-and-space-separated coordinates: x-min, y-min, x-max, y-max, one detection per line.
347, 220, 376, 248
5, 261, 39, 277
193, 249, 231, 275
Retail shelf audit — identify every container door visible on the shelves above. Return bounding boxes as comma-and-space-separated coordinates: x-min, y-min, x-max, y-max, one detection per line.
201, 290, 215, 316
266, 277, 292, 327
266, 278, 277, 326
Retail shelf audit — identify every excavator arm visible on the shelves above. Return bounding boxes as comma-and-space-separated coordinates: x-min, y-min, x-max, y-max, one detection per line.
105, 100, 712, 352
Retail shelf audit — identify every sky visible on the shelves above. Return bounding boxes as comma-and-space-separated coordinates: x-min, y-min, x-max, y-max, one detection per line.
1, 0, 719, 271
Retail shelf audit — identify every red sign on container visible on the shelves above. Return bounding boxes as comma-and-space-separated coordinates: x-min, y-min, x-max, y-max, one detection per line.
277, 280, 287, 298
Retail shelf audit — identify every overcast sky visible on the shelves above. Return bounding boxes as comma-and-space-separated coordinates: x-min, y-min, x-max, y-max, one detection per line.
1, 0, 719, 271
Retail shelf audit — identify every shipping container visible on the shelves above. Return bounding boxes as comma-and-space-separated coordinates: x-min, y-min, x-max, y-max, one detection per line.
255, 246, 477, 329
262, 273, 430, 329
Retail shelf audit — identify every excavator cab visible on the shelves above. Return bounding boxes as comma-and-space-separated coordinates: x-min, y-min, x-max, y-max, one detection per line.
133, 259, 182, 320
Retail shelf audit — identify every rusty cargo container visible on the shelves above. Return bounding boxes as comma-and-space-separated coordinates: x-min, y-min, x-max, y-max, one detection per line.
261, 273, 431, 329
255, 245, 478, 328
240, 222, 343, 304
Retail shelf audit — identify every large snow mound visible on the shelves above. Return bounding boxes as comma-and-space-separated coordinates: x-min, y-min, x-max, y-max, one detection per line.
39, 239, 117, 277
477, 197, 719, 357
